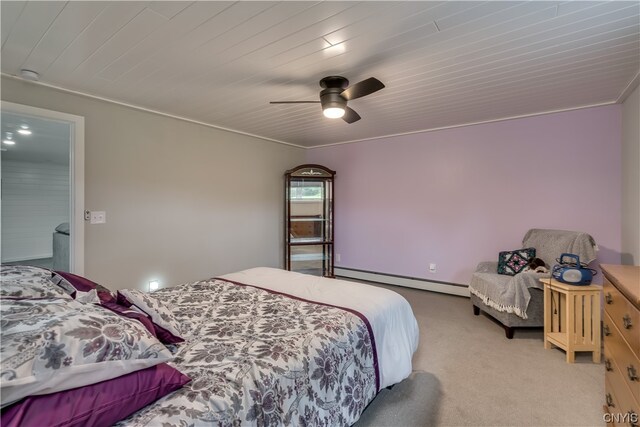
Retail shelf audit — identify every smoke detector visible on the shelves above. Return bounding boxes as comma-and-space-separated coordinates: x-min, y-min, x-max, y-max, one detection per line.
20, 69, 39, 81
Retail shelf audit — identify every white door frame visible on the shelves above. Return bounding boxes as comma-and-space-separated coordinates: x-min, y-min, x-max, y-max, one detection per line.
1, 101, 85, 274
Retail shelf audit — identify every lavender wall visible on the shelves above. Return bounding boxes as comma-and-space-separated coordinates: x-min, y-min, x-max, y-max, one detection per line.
308, 106, 622, 285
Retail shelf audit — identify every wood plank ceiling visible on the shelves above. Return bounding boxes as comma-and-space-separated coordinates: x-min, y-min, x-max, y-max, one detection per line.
2, 1, 639, 147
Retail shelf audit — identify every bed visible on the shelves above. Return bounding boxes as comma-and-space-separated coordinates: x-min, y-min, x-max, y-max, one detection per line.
1, 266, 419, 426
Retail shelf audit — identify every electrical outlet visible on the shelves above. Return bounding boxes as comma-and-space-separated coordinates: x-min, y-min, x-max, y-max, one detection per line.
90, 211, 106, 224
336, 253, 341, 263
429, 263, 437, 273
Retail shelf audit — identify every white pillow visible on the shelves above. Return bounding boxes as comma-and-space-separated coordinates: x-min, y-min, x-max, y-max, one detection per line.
0, 265, 72, 300
117, 289, 182, 337
75, 289, 101, 304
0, 298, 173, 407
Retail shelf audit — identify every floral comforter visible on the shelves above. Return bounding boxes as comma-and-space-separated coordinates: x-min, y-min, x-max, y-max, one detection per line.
118, 277, 379, 426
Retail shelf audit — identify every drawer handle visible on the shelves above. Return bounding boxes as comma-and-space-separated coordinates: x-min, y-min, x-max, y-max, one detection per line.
628, 411, 638, 427
605, 359, 613, 371
604, 324, 611, 336
606, 393, 615, 407
628, 365, 639, 382
623, 314, 633, 329
605, 293, 613, 304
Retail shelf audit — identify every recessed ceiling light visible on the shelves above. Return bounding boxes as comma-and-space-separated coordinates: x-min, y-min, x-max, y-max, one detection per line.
3, 139, 16, 145
17, 129, 32, 135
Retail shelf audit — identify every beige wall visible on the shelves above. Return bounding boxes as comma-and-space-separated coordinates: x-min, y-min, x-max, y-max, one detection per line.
1, 76, 305, 290
621, 84, 640, 265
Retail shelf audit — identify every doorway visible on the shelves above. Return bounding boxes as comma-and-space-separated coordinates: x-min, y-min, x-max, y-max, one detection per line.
1, 102, 84, 274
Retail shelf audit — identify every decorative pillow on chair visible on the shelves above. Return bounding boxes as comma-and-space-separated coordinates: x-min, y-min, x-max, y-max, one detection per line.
497, 247, 536, 276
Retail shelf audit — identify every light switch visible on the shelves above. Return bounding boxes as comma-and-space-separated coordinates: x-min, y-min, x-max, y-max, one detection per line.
90, 211, 106, 224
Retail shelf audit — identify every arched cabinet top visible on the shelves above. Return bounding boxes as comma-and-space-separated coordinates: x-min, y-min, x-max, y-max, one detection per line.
285, 164, 335, 179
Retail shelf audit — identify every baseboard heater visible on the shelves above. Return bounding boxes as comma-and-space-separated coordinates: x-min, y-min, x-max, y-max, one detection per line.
335, 267, 470, 298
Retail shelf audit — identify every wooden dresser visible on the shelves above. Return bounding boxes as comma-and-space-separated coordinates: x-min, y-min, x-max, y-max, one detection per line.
602, 264, 640, 427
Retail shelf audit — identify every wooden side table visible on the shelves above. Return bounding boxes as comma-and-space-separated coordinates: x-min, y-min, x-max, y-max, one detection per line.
541, 278, 602, 363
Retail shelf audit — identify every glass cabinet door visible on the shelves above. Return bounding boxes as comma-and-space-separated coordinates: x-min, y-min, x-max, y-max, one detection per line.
285, 165, 335, 277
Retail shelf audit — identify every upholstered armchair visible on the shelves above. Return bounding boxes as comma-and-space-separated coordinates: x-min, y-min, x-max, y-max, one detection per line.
469, 229, 597, 339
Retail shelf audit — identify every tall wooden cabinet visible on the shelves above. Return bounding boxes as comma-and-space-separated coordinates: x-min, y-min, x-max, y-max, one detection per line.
284, 164, 335, 277
602, 264, 639, 427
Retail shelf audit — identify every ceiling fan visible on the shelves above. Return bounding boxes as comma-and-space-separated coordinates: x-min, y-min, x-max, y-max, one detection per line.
270, 76, 385, 124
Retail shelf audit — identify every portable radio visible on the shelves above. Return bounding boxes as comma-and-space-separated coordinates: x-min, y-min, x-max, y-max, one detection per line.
552, 253, 595, 286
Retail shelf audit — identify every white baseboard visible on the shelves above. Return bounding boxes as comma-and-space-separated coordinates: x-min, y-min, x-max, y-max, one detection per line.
1, 253, 52, 263
335, 267, 470, 298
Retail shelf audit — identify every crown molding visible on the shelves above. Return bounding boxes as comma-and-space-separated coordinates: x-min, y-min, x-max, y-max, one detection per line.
0, 73, 306, 150
2, 73, 624, 150
307, 101, 618, 149
616, 71, 640, 104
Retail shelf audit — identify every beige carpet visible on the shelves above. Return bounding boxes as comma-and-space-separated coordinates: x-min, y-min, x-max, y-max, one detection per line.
352, 282, 605, 427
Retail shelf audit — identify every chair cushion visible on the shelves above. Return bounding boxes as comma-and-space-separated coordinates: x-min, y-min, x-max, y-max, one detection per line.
497, 248, 536, 276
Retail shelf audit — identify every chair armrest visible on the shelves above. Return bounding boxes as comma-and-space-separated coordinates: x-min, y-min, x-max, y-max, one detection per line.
475, 261, 498, 273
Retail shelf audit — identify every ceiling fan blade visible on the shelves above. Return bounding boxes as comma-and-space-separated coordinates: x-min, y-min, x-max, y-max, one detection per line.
341, 77, 385, 101
342, 107, 361, 124
270, 101, 320, 104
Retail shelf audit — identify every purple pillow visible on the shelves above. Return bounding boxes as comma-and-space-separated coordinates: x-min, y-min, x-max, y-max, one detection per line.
1, 363, 190, 427
52, 271, 115, 303
114, 294, 184, 345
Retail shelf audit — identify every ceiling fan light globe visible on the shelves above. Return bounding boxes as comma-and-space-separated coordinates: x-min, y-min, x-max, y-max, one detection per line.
323, 107, 345, 119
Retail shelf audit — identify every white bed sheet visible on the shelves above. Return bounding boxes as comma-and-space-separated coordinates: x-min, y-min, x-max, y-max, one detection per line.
221, 267, 419, 389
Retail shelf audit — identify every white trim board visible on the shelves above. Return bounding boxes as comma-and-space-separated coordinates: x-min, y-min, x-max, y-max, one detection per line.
335, 267, 470, 298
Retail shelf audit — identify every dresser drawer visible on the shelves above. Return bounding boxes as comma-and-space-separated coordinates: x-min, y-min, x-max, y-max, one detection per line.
605, 311, 640, 404
604, 345, 640, 426
606, 376, 622, 426
605, 277, 640, 358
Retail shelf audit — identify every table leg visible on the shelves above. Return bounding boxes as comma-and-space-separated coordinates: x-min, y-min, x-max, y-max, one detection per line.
566, 292, 575, 363
544, 284, 551, 349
